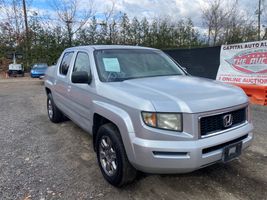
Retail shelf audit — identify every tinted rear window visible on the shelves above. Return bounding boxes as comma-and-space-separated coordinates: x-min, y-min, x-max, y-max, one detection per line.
59, 52, 74, 75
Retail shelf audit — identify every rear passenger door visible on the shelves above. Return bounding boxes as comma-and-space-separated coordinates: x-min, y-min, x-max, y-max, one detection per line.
68, 51, 94, 132
53, 51, 74, 114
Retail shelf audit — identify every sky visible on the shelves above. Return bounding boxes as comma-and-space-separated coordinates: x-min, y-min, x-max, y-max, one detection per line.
5, 0, 265, 31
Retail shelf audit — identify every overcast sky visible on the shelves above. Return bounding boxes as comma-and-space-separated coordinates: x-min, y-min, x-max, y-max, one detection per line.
28, 0, 267, 28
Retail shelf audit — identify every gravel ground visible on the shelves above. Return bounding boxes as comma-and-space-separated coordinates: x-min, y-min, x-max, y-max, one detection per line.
0, 79, 266, 200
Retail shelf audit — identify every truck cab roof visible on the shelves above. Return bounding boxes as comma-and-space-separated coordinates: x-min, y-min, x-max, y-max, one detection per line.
65, 45, 156, 52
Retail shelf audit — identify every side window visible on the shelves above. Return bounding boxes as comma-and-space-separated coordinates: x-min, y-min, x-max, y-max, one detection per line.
73, 52, 91, 74
59, 52, 74, 75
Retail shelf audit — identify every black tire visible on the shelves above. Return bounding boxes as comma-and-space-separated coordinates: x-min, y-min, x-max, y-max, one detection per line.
47, 93, 64, 123
96, 123, 137, 187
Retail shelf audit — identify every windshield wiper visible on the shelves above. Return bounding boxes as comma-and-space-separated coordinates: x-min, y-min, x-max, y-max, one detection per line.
107, 74, 184, 82
121, 74, 183, 81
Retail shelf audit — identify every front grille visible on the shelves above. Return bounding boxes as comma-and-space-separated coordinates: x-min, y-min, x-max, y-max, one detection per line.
200, 107, 247, 137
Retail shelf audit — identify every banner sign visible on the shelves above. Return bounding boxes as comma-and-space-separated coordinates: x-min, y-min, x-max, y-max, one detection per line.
216, 40, 267, 85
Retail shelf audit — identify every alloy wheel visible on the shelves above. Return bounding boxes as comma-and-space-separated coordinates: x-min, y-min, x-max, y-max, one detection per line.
99, 135, 118, 176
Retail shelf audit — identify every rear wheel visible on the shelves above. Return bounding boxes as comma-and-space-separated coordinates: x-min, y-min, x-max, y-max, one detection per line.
47, 93, 64, 123
96, 123, 137, 187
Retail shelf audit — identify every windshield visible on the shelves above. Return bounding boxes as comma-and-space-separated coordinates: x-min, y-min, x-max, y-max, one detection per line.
94, 49, 185, 82
32, 63, 48, 69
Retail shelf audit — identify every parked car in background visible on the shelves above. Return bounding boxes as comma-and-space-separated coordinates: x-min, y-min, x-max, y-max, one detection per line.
30, 63, 48, 78
8, 63, 24, 77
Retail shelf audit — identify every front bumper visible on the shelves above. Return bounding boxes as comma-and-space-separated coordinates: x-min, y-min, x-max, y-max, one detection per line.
130, 123, 253, 173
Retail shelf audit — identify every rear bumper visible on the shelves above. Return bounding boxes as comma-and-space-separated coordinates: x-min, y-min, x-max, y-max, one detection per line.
31, 73, 44, 78
130, 123, 253, 174
8, 70, 24, 76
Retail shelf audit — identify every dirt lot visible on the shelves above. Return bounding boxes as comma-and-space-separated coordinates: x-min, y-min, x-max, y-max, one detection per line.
0, 79, 266, 200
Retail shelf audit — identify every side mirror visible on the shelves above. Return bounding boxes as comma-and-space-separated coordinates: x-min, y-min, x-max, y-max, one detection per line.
72, 71, 92, 84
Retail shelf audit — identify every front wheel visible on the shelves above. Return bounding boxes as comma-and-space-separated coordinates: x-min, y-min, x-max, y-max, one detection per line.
96, 123, 137, 187
47, 93, 64, 123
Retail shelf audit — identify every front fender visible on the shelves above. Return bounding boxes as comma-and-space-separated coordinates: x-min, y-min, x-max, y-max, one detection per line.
92, 101, 136, 162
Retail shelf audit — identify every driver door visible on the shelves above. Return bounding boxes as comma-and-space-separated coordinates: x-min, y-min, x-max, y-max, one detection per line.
68, 51, 94, 132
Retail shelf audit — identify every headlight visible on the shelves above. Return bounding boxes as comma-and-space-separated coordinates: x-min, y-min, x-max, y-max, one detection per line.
142, 112, 182, 131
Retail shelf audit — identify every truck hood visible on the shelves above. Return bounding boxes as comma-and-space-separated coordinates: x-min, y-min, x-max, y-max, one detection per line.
100, 75, 248, 113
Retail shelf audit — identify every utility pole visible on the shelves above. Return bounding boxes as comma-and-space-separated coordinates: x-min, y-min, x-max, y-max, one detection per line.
258, 0, 262, 40
22, 0, 29, 67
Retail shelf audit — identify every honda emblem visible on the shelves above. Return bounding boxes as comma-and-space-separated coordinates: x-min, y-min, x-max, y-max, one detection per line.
223, 114, 233, 128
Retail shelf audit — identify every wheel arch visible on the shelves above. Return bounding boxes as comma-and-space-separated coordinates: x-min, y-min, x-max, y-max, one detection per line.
45, 87, 51, 95
92, 101, 136, 163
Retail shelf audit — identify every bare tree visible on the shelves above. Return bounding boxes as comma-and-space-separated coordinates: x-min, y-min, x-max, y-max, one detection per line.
98, 0, 116, 44
202, 0, 238, 45
51, 0, 94, 46
0, 0, 24, 46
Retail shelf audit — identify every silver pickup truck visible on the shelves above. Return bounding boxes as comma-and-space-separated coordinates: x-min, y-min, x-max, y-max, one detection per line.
44, 45, 253, 187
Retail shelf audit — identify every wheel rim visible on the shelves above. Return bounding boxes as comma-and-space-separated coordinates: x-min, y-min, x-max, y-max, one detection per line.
48, 99, 53, 119
99, 135, 118, 176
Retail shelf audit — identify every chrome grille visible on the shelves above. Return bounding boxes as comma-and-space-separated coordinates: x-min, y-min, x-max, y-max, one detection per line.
200, 108, 247, 137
